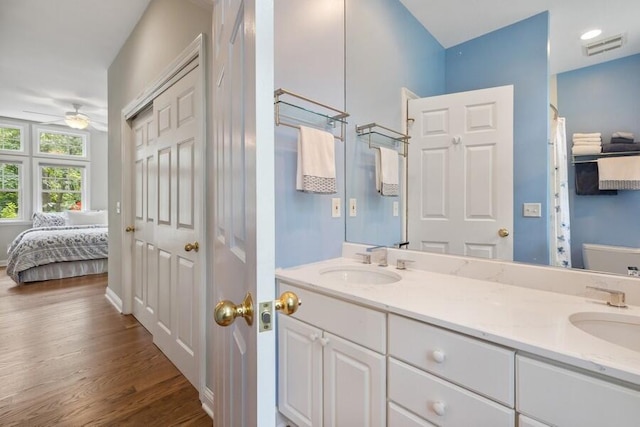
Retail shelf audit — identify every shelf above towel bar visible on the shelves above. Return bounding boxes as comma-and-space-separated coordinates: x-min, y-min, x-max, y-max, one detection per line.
356, 122, 410, 157
274, 88, 349, 141
572, 151, 640, 164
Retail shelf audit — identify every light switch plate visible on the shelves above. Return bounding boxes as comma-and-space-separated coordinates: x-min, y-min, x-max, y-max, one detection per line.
349, 198, 357, 217
523, 202, 541, 218
393, 201, 399, 217
332, 198, 341, 218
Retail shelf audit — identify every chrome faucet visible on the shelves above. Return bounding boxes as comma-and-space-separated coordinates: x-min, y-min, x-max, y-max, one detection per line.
366, 245, 388, 267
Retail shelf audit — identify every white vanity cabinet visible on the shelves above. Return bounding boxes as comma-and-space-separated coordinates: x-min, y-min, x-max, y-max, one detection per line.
277, 282, 386, 427
516, 355, 640, 427
387, 314, 516, 427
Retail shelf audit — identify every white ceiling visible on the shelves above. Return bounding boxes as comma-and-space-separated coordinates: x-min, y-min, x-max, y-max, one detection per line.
400, 0, 640, 75
1, 0, 638, 132
0, 0, 151, 131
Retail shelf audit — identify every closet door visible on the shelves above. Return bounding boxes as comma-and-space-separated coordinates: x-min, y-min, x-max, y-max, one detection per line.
151, 64, 202, 388
131, 108, 158, 334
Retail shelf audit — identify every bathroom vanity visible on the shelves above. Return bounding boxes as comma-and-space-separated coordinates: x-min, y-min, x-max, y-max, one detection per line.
275, 249, 640, 427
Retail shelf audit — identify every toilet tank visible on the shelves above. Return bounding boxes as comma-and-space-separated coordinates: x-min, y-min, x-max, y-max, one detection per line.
582, 243, 640, 276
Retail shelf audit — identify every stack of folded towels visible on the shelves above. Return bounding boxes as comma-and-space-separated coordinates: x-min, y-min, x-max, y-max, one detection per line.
602, 131, 640, 153
571, 132, 602, 156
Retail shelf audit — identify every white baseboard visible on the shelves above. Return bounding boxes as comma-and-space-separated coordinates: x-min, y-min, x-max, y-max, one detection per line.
105, 287, 123, 312
0, 259, 7, 268
201, 387, 214, 419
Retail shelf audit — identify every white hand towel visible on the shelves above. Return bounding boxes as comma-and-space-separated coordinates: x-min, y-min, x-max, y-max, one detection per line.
598, 157, 640, 190
572, 145, 602, 156
296, 126, 336, 194
375, 147, 399, 197
572, 138, 602, 145
573, 132, 601, 139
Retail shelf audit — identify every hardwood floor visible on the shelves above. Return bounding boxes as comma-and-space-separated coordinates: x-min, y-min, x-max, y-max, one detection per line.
0, 270, 212, 426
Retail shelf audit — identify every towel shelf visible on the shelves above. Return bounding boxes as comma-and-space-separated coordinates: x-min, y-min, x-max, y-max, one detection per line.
572, 151, 640, 164
274, 88, 349, 141
356, 123, 410, 157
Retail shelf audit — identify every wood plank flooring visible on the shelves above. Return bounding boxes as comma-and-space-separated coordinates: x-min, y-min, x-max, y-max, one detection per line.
0, 270, 212, 426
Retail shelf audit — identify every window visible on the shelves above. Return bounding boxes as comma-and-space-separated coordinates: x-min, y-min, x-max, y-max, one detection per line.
34, 125, 88, 159
0, 161, 21, 219
0, 121, 27, 154
38, 163, 86, 212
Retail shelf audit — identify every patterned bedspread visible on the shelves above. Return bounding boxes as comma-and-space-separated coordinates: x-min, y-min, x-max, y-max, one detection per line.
6, 225, 109, 283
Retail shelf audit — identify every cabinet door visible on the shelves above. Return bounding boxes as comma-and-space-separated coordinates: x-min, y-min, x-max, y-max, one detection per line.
323, 332, 386, 427
278, 316, 323, 427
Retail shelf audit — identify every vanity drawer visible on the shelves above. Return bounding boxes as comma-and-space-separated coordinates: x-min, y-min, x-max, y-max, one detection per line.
279, 282, 386, 353
389, 358, 515, 427
388, 402, 436, 427
517, 355, 640, 427
389, 314, 515, 406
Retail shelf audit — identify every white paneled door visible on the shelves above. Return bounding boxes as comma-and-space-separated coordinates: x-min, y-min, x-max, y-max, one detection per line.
407, 86, 514, 260
130, 65, 202, 389
211, 0, 275, 425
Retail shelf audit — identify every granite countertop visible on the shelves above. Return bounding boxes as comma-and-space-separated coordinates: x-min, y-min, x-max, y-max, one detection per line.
276, 257, 640, 387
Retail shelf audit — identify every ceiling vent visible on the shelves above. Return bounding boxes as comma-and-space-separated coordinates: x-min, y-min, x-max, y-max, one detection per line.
584, 34, 625, 56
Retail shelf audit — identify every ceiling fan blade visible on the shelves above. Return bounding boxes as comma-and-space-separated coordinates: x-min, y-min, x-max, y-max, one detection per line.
23, 110, 64, 118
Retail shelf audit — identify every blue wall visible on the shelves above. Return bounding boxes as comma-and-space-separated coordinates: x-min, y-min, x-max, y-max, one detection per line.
445, 12, 550, 265
274, 0, 345, 268
558, 54, 640, 268
345, 0, 445, 247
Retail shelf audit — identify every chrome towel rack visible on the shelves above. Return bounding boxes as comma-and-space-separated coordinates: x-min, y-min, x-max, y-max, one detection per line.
274, 88, 349, 141
356, 122, 410, 157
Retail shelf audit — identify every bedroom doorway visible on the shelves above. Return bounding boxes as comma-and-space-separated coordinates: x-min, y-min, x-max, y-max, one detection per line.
126, 61, 204, 390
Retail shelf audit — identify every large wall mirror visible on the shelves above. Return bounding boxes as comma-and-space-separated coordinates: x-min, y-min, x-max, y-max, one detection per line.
344, 0, 640, 276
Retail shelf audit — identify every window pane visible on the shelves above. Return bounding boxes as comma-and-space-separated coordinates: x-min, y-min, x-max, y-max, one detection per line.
0, 127, 22, 151
39, 132, 85, 157
0, 162, 20, 190
40, 165, 83, 212
0, 191, 19, 218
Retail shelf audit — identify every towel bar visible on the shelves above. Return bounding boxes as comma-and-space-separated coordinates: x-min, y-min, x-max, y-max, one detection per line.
356, 122, 410, 157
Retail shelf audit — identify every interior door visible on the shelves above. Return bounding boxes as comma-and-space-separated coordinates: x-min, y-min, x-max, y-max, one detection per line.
407, 85, 514, 260
211, 0, 275, 425
149, 65, 202, 388
131, 107, 157, 333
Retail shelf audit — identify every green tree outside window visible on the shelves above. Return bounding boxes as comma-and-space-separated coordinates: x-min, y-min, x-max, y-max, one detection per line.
39, 132, 85, 157
41, 165, 83, 212
0, 127, 22, 151
0, 162, 20, 219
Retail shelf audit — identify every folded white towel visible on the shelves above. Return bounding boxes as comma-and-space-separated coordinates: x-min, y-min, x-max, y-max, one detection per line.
296, 126, 336, 194
598, 157, 640, 190
572, 145, 602, 156
572, 138, 602, 145
375, 147, 399, 196
613, 131, 635, 139
573, 132, 601, 139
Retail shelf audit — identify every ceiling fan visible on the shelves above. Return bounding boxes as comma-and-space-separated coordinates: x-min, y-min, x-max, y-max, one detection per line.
24, 103, 106, 131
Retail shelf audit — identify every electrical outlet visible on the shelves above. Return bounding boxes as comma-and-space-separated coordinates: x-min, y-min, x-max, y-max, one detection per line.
349, 198, 357, 217
393, 201, 399, 217
332, 198, 341, 218
523, 202, 541, 218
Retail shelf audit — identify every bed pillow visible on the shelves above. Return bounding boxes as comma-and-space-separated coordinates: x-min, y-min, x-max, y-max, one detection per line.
32, 212, 66, 228
65, 210, 108, 226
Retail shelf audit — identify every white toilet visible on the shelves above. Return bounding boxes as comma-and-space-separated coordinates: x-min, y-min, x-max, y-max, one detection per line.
582, 243, 640, 275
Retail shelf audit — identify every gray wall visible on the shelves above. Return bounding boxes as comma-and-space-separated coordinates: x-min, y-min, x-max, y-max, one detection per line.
107, 0, 212, 298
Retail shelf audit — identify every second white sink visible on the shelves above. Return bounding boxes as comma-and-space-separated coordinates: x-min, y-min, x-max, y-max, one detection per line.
570, 311, 640, 352
319, 265, 402, 285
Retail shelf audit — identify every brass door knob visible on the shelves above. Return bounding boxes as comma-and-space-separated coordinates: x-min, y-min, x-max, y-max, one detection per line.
214, 292, 254, 327
184, 241, 199, 252
498, 228, 510, 238
275, 291, 302, 315
125, 226, 135, 232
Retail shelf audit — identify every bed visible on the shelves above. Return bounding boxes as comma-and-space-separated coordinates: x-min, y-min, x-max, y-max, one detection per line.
6, 211, 109, 284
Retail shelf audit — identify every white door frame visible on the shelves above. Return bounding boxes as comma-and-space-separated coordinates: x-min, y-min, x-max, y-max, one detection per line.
119, 34, 208, 395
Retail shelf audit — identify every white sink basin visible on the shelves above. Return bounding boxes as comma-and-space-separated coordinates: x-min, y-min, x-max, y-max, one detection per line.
319, 265, 401, 285
569, 312, 640, 352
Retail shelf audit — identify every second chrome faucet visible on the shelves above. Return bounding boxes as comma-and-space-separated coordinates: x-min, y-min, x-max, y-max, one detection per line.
366, 245, 388, 267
